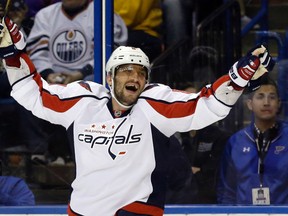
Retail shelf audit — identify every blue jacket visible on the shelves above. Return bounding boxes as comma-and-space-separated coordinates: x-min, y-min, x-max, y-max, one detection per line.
0, 176, 35, 206
217, 121, 288, 204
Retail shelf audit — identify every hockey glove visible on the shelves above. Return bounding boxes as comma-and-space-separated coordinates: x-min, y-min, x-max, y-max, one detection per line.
245, 45, 275, 93
0, 16, 26, 59
229, 44, 274, 89
229, 53, 260, 89
249, 44, 275, 80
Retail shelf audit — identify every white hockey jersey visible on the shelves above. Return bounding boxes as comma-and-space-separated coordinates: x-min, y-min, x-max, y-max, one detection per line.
26, 2, 94, 73
5, 53, 242, 216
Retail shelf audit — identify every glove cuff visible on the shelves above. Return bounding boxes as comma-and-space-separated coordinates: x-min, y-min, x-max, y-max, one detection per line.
229, 62, 249, 87
229, 56, 260, 87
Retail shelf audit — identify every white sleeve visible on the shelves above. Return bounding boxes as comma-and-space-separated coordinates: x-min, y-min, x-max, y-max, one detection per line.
139, 75, 242, 136
4, 54, 106, 128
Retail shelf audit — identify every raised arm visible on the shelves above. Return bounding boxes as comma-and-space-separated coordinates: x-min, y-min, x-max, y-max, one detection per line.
0, 17, 99, 128
140, 44, 274, 135
214, 43, 274, 106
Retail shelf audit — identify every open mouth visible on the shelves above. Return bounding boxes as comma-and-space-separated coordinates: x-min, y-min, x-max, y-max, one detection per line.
125, 84, 138, 92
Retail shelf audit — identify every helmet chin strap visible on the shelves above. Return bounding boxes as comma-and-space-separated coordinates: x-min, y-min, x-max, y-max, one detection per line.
110, 79, 133, 109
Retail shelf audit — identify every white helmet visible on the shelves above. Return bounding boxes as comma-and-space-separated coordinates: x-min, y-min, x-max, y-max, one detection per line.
105, 46, 151, 109
105, 46, 151, 79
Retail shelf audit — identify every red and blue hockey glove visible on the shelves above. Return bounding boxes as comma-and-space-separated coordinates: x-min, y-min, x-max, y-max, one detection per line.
229, 53, 260, 89
0, 16, 26, 59
247, 44, 275, 76
229, 44, 274, 90
245, 45, 275, 92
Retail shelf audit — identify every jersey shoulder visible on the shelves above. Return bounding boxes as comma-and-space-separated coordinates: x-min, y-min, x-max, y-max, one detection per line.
35, 2, 61, 19
140, 83, 171, 98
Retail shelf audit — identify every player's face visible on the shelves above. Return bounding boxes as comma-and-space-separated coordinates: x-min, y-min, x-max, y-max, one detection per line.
247, 84, 280, 124
113, 64, 147, 107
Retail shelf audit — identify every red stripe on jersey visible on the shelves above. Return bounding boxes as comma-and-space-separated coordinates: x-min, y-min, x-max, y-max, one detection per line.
31, 73, 81, 112
33, 71, 43, 89
42, 91, 81, 112
146, 84, 217, 119
146, 99, 197, 118
119, 201, 163, 216
21, 53, 36, 72
145, 77, 231, 118
212, 75, 231, 91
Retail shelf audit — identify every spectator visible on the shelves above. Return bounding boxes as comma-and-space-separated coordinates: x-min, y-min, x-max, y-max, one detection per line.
26, 0, 94, 84
0, 160, 33, 205
0, 14, 273, 214
217, 74, 288, 205
0, 175, 35, 206
114, 0, 163, 61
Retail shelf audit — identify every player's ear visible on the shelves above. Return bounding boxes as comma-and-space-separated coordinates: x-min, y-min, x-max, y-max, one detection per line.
106, 73, 112, 86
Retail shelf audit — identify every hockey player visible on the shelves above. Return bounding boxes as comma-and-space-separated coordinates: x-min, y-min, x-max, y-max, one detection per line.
0, 17, 274, 215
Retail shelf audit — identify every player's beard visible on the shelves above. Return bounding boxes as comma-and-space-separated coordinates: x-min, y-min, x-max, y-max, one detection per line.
113, 80, 140, 107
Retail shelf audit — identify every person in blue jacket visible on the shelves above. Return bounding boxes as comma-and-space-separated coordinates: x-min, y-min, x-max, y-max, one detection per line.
217, 74, 288, 205
0, 175, 35, 206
